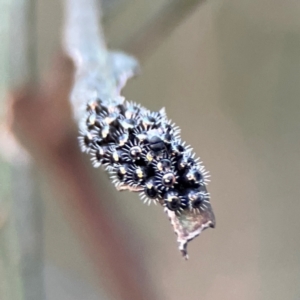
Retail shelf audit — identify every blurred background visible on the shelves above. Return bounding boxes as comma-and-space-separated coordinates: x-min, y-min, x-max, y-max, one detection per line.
1, 0, 300, 299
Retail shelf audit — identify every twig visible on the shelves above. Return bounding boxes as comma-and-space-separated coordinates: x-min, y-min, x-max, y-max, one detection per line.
66, 0, 215, 261
64, 0, 139, 122
63, 1, 159, 299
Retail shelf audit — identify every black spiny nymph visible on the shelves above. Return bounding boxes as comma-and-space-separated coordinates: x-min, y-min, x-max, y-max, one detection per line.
79, 96, 210, 207
78, 95, 215, 259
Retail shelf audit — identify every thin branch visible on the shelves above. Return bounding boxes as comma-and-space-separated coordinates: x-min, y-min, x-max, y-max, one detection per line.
63, 0, 159, 299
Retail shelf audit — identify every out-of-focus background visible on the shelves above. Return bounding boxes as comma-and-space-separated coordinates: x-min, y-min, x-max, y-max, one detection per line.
1, 0, 300, 300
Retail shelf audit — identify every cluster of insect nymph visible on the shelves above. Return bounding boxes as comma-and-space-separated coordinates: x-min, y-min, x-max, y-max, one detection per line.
79, 96, 211, 216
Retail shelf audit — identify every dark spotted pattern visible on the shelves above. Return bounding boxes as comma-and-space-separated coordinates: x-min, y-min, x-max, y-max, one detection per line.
79, 96, 211, 214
